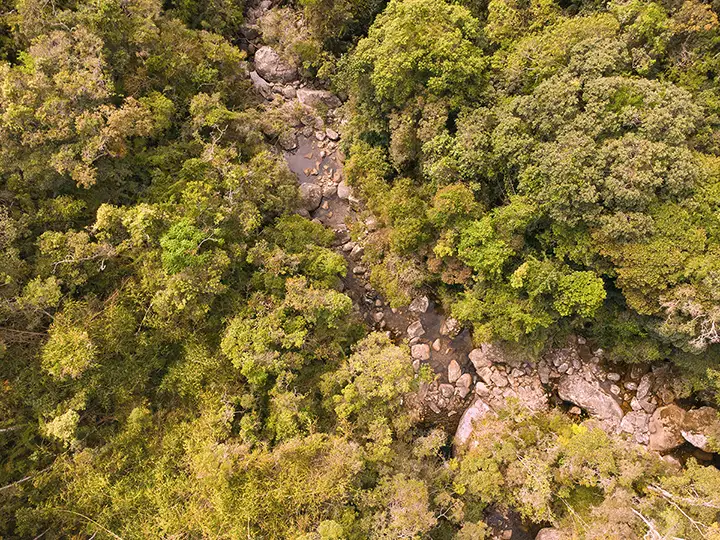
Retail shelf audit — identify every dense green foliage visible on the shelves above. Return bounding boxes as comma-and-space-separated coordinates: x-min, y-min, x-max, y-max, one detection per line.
1, 0, 720, 537
340, 0, 720, 376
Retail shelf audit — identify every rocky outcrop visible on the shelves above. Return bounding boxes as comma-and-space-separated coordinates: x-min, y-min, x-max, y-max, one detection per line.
454, 398, 492, 452
254, 46, 297, 83
647, 404, 720, 453
468, 343, 511, 372
558, 373, 623, 429
681, 407, 720, 452
648, 404, 686, 452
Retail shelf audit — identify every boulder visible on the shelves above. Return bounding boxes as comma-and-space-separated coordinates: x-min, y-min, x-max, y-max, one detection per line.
439, 383, 454, 398
337, 181, 352, 200
249, 70, 273, 100
254, 46, 297, 83
490, 370, 508, 387
409, 295, 430, 313
278, 131, 297, 151
239, 24, 260, 41
681, 407, 720, 453
448, 360, 462, 383
558, 373, 623, 428
648, 404, 686, 452
620, 411, 650, 445
636, 373, 653, 400
326, 128, 340, 141
277, 85, 297, 99
297, 88, 342, 109
535, 528, 562, 540
322, 184, 337, 197
407, 320, 425, 339
456, 373, 473, 398
454, 398, 492, 452
440, 317, 461, 337
411, 343, 430, 361
299, 183, 322, 212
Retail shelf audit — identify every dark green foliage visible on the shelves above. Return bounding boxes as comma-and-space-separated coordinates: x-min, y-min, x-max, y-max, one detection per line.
341, 0, 720, 365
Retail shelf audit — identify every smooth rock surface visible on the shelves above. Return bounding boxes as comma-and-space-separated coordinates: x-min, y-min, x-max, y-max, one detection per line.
337, 181, 351, 200
648, 404, 686, 452
681, 407, 720, 452
558, 373, 623, 428
454, 398, 492, 452
411, 343, 430, 361
299, 183, 322, 211
448, 360, 462, 383
254, 46, 297, 83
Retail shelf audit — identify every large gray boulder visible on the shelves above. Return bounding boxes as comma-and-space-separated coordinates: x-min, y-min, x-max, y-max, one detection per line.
297, 88, 342, 109
681, 407, 720, 453
648, 404, 686, 452
558, 373, 623, 428
299, 183, 322, 212
254, 46, 297, 83
454, 398, 492, 453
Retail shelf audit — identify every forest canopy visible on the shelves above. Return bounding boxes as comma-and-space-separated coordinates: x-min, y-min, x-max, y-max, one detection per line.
1, 0, 720, 537
340, 0, 720, 369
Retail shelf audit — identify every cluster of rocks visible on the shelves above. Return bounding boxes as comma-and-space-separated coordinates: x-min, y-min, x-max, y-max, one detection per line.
452, 336, 720, 458
537, 342, 681, 444
648, 403, 720, 454
409, 308, 476, 416
239, 2, 345, 154
297, 150, 345, 214
471, 343, 549, 413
